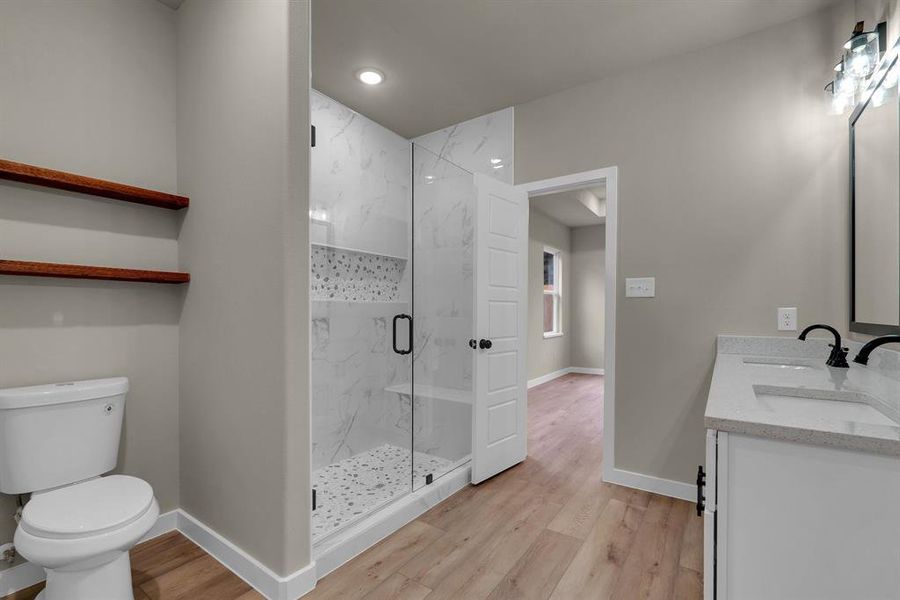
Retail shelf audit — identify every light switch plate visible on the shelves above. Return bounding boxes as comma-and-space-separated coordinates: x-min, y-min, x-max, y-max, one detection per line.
625, 277, 655, 298
778, 307, 797, 331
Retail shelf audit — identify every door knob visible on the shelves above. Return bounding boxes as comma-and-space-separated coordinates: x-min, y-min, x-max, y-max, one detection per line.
479, 339, 493, 350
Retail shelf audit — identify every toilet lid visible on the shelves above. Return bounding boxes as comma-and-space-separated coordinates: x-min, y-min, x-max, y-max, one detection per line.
21, 475, 154, 539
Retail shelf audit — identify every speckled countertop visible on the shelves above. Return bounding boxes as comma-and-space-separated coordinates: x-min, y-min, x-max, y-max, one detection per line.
705, 336, 900, 456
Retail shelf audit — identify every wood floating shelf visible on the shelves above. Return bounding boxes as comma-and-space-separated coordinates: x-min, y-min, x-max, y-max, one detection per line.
0, 159, 189, 210
0, 260, 190, 284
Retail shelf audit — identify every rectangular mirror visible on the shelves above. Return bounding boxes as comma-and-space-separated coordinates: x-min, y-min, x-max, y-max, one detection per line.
851, 51, 900, 335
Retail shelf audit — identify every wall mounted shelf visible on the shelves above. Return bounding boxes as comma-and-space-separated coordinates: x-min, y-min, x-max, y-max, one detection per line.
0, 260, 190, 284
0, 159, 189, 210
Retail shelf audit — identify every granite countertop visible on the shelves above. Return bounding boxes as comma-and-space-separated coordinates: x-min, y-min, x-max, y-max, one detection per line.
705, 336, 900, 456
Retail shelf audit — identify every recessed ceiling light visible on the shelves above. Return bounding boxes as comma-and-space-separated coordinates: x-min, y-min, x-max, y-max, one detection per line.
492, 164, 505, 170
356, 68, 385, 85
490, 158, 503, 165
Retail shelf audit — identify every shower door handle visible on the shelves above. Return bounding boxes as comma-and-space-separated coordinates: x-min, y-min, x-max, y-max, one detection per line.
392, 314, 412, 355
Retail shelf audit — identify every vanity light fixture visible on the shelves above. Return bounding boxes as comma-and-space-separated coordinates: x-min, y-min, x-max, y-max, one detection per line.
843, 21, 883, 80
826, 60, 856, 114
356, 68, 385, 85
826, 21, 888, 114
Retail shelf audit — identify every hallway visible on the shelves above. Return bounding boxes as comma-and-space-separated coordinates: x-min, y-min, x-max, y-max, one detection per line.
306, 373, 702, 599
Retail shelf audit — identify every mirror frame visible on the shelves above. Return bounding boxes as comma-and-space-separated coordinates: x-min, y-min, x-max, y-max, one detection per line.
850, 44, 900, 335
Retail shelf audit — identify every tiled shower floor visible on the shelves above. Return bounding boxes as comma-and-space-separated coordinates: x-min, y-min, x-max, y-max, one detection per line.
312, 443, 453, 543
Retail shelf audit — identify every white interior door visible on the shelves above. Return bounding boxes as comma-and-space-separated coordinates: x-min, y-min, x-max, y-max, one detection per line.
471, 173, 529, 484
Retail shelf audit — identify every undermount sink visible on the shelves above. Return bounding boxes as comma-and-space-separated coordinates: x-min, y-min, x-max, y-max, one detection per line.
743, 357, 817, 370
753, 385, 896, 426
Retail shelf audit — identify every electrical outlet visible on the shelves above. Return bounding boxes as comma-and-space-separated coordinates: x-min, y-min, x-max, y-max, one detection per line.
625, 277, 655, 298
778, 307, 797, 331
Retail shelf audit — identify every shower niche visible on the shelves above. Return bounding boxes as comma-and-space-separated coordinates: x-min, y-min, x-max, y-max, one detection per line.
310, 90, 525, 548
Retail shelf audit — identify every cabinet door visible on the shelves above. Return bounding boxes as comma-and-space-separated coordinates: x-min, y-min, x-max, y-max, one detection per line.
723, 433, 900, 599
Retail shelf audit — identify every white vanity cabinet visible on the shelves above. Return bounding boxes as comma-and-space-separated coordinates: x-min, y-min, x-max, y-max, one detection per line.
703, 429, 900, 600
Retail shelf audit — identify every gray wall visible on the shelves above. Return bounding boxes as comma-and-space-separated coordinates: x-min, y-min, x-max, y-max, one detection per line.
0, 0, 180, 563
177, 0, 310, 576
528, 209, 571, 379
571, 225, 606, 370
516, 2, 856, 485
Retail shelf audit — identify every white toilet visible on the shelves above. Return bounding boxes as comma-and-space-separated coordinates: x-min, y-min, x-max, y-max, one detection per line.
0, 378, 158, 600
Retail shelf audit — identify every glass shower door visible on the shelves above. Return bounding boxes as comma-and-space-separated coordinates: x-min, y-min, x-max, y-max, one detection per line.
411, 145, 476, 490
310, 90, 413, 544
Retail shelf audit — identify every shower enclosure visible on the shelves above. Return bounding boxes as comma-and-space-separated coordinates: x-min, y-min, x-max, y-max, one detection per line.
310, 91, 475, 544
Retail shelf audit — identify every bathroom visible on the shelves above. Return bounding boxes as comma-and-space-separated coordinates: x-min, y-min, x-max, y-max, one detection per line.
0, 0, 898, 599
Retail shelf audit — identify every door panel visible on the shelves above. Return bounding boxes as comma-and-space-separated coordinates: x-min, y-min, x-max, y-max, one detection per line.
472, 173, 528, 484
411, 144, 476, 490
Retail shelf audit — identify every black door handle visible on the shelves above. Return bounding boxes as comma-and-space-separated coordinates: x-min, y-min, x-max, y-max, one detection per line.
479, 339, 493, 350
696, 465, 706, 516
469, 339, 477, 349
393, 314, 412, 355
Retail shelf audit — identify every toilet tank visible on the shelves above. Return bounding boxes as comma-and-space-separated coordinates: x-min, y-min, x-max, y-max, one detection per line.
0, 378, 128, 494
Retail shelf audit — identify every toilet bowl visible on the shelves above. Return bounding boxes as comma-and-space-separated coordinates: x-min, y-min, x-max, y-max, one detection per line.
14, 476, 159, 600
0, 378, 158, 600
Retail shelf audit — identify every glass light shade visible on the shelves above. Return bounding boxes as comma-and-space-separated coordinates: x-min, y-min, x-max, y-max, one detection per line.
844, 31, 880, 79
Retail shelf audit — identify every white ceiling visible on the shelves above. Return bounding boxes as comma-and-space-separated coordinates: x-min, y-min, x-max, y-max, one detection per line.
531, 186, 606, 228
313, 0, 837, 137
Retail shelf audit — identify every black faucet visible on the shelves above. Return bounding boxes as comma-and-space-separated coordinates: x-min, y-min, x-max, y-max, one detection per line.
798, 324, 849, 368
853, 335, 900, 365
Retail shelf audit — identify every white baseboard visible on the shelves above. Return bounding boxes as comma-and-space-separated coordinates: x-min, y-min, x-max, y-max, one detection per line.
527, 368, 570, 388
569, 367, 604, 376
604, 467, 695, 502
528, 366, 605, 389
176, 510, 316, 600
0, 558, 44, 597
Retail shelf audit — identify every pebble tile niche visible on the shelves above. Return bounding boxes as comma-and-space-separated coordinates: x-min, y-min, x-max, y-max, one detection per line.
311, 244, 406, 302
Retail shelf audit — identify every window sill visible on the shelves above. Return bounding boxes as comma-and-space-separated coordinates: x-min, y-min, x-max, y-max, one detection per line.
543, 332, 564, 339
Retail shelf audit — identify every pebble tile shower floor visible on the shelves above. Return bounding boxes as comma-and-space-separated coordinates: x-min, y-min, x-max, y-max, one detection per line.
312, 443, 453, 543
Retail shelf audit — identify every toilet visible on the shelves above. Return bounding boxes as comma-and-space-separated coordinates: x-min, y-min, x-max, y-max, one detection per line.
0, 378, 158, 600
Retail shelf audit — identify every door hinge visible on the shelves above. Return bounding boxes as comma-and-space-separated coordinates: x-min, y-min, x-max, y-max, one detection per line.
311, 124, 316, 148
312, 488, 317, 511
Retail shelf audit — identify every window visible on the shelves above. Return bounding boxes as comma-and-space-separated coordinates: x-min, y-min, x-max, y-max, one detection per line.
543, 248, 562, 337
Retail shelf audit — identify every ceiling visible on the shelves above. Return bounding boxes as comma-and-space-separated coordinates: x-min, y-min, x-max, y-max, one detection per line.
312, 0, 837, 137
531, 186, 606, 228
155, 0, 183, 9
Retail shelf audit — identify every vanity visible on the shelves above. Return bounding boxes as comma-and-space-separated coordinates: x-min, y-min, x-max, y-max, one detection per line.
703, 336, 900, 599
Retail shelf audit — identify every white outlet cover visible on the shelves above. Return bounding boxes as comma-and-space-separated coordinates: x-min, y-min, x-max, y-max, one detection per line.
778, 307, 797, 331
626, 277, 655, 298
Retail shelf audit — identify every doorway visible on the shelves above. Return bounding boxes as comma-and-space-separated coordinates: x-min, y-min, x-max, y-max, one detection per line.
518, 168, 618, 483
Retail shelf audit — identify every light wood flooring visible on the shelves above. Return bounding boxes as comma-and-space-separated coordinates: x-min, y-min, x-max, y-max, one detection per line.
3, 373, 702, 600
305, 373, 703, 600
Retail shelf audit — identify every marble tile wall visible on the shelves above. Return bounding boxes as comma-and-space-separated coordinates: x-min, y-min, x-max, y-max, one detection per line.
311, 300, 411, 472
413, 107, 514, 184
311, 90, 414, 474
310, 90, 411, 258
